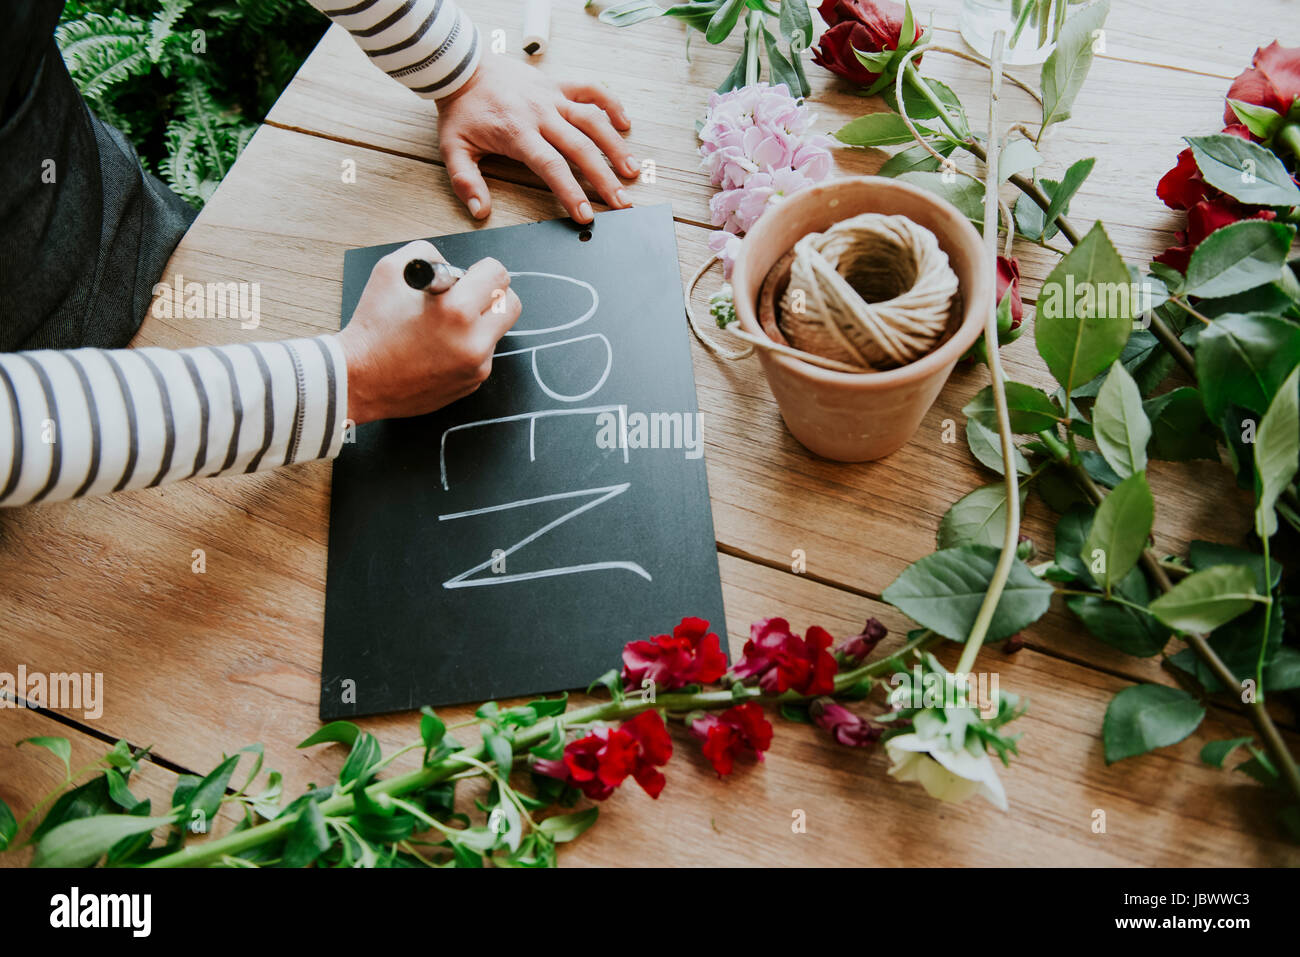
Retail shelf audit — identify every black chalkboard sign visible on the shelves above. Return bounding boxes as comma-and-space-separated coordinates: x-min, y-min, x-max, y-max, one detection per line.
320, 205, 727, 718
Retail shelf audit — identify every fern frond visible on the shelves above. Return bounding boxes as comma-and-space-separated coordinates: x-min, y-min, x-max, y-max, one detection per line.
175, 76, 234, 180
56, 13, 152, 101
148, 0, 194, 61
161, 121, 203, 206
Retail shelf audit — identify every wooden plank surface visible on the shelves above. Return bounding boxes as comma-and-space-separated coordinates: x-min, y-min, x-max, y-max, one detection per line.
2, 0, 1297, 866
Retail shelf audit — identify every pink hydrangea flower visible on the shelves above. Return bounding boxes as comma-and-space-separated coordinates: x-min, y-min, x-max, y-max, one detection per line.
698, 83, 833, 276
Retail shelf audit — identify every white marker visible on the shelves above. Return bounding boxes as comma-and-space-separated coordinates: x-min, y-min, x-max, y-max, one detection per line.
522, 0, 551, 55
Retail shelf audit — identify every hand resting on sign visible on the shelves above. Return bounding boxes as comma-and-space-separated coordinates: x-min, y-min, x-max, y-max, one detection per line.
435, 55, 638, 225
338, 240, 522, 425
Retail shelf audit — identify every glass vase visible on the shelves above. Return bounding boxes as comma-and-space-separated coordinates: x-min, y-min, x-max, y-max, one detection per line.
960, 0, 1075, 66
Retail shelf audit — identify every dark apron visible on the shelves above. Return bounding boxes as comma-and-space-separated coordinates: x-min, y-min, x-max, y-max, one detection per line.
0, 1, 197, 351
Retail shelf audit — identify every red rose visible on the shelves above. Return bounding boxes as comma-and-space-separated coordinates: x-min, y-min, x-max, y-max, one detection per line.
810, 698, 881, 747
621, 616, 727, 694
1222, 41, 1300, 128
837, 617, 887, 665
1154, 124, 1278, 273
731, 618, 838, 695
541, 710, 674, 801
690, 702, 774, 777
812, 0, 924, 88
996, 255, 1024, 331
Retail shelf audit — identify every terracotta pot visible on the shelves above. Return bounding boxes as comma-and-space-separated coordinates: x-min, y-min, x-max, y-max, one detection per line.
732, 175, 993, 461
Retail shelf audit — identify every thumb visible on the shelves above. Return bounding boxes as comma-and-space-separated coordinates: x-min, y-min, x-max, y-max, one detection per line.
444, 143, 491, 220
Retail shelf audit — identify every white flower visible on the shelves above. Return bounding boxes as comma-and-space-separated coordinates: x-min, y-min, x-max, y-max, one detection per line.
885, 709, 1009, 811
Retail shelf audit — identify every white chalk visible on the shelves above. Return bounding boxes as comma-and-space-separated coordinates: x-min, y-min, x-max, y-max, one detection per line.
522, 0, 551, 55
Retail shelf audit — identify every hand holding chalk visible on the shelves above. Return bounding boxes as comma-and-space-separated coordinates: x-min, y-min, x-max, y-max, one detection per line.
336, 240, 522, 425
404, 258, 466, 294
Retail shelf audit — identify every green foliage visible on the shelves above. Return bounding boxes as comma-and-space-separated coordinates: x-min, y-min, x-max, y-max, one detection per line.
1103, 684, 1205, 765
57, 0, 326, 208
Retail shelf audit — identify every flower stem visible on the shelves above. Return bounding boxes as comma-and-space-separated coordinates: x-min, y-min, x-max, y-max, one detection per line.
744, 11, 762, 87
141, 631, 941, 868
956, 31, 1017, 680
1041, 441, 1300, 805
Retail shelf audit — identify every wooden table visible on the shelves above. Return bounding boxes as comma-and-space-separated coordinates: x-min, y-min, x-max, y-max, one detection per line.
3, 0, 1297, 866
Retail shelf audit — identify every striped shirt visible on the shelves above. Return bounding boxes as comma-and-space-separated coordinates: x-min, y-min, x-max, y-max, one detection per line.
312, 0, 482, 99
0, 337, 348, 507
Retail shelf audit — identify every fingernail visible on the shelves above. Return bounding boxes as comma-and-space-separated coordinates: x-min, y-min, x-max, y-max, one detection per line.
578, 202, 593, 222
616, 189, 629, 207
626, 156, 639, 175
468, 197, 482, 217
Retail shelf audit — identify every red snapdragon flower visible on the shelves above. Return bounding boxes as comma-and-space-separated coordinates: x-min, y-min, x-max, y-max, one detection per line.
690, 702, 774, 777
1154, 123, 1277, 273
621, 616, 727, 693
810, 698, 881, 747
1222, 41, 1300, 128
731, 618, 838, 695
535, 710, 674, 800
836, 617, 887, 665
812, 0, 923, 88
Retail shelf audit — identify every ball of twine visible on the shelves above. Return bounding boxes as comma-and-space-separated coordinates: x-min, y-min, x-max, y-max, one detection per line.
777, 213, 960, 370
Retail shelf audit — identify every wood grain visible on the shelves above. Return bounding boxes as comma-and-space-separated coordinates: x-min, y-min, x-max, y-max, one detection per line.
1, 0, 1295, 867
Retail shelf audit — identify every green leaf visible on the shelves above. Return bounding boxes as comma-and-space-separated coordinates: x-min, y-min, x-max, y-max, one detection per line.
877, 141, 955, 177
1148, 564, 1262, 633
965, 418, 1030, 475
1092, 361, 1151, 479
1038, 158, 1095, 238
1253, 366, 1300, 538
0, 799, 16, 851
1081, 471, 1154, 591
281, 800, 331, 868
1014, 178, 1060, 241
19, 737, 72, 778
1066, 580, 1168, 657
937, 482, 1027, 549
483, 730, 513, 775
1182, 221, 1295, 299
896, 172, 984, 227
32, 814, 172, 868
1040, 0, 1109, 131
598, 0, 665, 27
1103, 684, 1205, 764
1186, 134, 1300, 207
1035, 222, 1133, 395
1226, 100, 1284, 141
761, 24, 806, 98
1142, 388, 1219, 461
297, 721, 361, 750
881, 545, 1054, 643
538, 807, 599, 843
338, 733, 382, 787
834, 112, 933, 147
776, 0, 813, 49
1196, 312, 1300, 421
715, 45, 749, 94
998, 138, 1042, 182
1188, 540, 1282, 592
963, 381, 1061, 434
420, 706, 446, 764
705, 0, 745, 43
104, 768, 140, 810
185, 753, 239, 825
1053, 504, 1095, 583
1201, 736, 1254, 769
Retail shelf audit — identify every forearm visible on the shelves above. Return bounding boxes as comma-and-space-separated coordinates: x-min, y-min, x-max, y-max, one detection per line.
0, 336, 348, 507
310, 0, 481, 99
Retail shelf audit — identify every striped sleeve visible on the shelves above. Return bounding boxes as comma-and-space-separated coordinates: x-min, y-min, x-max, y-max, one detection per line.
0, 335, 348, 507
311, 0, 482, 100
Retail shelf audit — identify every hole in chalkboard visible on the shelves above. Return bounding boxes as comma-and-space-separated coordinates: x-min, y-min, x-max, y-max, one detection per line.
578, 229, 592, 242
